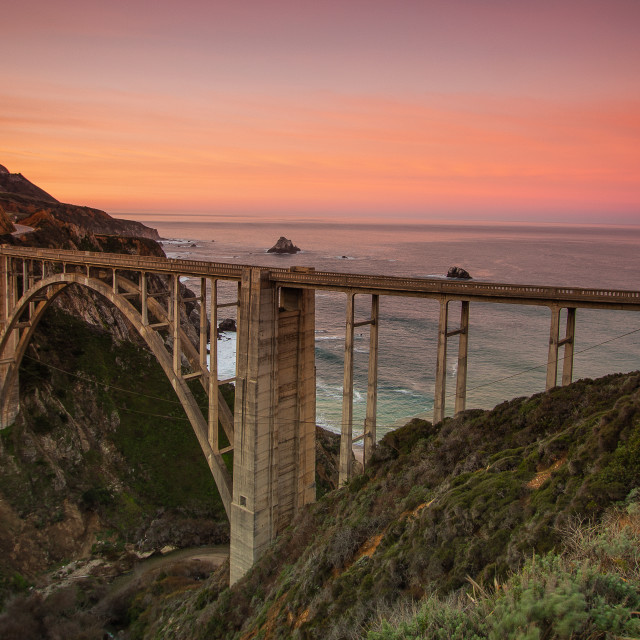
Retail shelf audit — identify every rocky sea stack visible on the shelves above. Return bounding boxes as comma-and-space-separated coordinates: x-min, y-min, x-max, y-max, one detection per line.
267, 236, 300, 254
447, 265, 472, 279
218, 318, 237, 333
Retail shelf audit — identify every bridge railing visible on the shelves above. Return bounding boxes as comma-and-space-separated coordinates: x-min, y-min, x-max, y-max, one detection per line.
271, 269, 640, 305
2, 245, 640, 306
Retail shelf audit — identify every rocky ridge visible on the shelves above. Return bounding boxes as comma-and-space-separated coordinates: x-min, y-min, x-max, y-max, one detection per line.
0, 204, 15, 235
0, 165, 158, 240
0, 164, 58, 203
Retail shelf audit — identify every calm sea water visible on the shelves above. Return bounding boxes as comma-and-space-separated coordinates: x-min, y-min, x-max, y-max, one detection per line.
124, 216, 640, 437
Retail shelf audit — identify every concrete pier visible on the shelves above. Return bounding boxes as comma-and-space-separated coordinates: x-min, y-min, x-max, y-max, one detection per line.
230, 269, 316, 584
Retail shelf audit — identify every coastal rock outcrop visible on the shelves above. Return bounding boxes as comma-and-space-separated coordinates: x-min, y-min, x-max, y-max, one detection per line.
218, 318, 237, 334
447, 265, 472, 279
0, 204, 15, 235
267, 236, 300, 254
0, 164, 159, 240
0, 164, 58, 203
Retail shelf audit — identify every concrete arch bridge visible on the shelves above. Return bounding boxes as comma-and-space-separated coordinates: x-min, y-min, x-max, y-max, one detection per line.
1, 246, 639, 582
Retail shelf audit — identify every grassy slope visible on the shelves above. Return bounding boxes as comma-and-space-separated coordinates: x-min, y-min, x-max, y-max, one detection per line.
133, 371, 640, 640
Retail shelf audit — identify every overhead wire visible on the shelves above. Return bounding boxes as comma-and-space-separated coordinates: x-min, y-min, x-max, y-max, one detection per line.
450, 325, 640, 398
19, 322, 640, 429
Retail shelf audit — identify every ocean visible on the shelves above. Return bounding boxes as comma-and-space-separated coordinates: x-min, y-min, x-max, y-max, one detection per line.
124, 216, 640, 438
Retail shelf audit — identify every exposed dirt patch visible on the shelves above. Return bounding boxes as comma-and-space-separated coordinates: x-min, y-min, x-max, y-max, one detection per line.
527, 456, 567, 490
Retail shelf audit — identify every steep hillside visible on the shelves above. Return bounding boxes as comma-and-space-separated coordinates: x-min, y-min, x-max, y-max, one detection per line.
120, 372, 640, 640
0, 164, 158, 240
0, 204, 16, 235
0, 307, 231, 602
0, 168, 230, 607
0, 164, 58, 203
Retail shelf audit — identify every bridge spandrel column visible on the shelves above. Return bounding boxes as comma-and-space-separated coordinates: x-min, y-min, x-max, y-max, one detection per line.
546, 306, 561, 390
0, 256, 19, 428
433, 298, 449, 424
561, 308, 576, 387
339, 292, 355, 485
230, 268, 278, 584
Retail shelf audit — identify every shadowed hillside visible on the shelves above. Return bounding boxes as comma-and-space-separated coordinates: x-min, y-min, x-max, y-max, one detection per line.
117, 372, 640, 640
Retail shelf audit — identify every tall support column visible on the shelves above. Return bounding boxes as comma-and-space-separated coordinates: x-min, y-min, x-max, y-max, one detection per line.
27, 260, 35, 319
199, 277, 208, 371
339, 292, 355, 485
561, 308, 576, 386
433, 298, 449, 424
230, 268, 278, 585
3, 256, 11, 319
208, 279, 219, 451
0, 256, 19, 427
22, 259, 28, 297
364, 294, 379, 466
546, 306, 561, 390
141, 272, 148, 326
454, 301, 470, 416
172, 274, 180, 376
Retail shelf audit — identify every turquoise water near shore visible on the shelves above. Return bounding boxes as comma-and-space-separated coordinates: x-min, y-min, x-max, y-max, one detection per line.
124, 217, 640, 437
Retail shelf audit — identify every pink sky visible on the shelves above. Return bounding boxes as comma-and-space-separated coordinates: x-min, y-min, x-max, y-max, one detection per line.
2, 0, 639, 223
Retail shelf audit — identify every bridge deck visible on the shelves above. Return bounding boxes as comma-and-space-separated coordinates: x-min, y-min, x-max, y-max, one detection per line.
2, 245, 640, 310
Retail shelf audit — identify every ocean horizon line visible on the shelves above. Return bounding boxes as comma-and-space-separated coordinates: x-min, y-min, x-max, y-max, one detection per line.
111, 212, 640, 233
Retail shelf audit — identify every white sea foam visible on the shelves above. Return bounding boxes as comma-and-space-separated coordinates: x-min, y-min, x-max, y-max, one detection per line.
159, 238, 193, 245
206, 333, 237, 381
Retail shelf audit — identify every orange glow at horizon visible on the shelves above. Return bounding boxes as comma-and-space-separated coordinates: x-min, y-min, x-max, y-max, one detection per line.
4, 90, 638, 222
2, 1, 639, 224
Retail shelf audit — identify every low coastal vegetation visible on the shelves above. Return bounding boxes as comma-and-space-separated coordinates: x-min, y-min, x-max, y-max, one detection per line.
70, 370, 639, 639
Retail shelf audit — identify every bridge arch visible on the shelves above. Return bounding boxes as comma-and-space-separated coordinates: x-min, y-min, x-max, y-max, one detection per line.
0, 272, 232, 514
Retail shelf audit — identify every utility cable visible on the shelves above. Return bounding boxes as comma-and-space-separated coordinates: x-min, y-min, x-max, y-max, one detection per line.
23, 353, 185, 406
454, 326, 640, 398
19, 323, 640, 428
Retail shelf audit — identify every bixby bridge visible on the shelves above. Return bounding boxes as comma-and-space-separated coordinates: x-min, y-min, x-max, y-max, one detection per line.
1, 246, 639, 583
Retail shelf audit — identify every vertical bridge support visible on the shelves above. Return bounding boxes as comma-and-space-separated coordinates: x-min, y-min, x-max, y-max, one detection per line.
0, 256, 19, 427
546, 306, 576, 389
339, 293, 380, 485
230, 268, 316, 584
433, 298, 470, 424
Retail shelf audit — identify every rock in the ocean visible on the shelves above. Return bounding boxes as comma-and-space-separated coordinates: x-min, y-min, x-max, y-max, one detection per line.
446, 266, 472, 279
218, 318, 237, 333
267, 236, 300, 254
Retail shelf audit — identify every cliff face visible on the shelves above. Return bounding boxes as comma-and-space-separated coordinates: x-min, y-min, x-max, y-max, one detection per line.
0, 308, 230, 595
0, 191, 159, 240
0, 165, 58, 203
0, 169, 212, 602
0, 205, 15, 235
